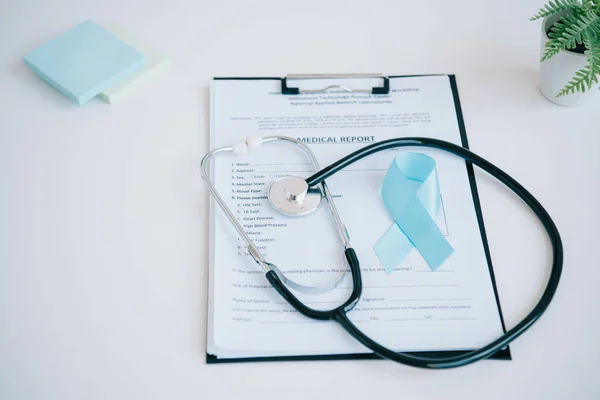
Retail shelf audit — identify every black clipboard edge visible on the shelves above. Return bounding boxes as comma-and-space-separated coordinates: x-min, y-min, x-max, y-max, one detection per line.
448, 74, 511, 358
207, 74, 512, 364
207, 347, 511, 364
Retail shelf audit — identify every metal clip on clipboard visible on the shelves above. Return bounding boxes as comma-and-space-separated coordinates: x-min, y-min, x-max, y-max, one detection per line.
281, 74, 390, 95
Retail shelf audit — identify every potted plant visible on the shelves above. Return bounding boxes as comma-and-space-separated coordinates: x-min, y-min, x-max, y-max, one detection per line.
531, 0, 600, 106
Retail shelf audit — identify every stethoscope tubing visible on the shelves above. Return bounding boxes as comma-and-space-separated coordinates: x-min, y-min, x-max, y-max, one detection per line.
266, 137, 562, 369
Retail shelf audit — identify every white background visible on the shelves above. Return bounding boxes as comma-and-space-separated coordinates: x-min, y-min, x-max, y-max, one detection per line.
0, 0, 598, 399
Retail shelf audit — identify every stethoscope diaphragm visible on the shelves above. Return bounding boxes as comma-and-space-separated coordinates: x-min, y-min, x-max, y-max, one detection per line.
267, 176, 322, 217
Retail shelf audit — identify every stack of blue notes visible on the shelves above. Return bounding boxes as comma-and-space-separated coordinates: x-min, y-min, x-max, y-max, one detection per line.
24, 20, 146, 105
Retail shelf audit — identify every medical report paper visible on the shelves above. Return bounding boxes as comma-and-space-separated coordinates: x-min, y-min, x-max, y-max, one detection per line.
206, 75, 507, 361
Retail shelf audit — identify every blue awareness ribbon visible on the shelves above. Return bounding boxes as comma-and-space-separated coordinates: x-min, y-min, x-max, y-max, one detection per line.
373, 152, 454, 273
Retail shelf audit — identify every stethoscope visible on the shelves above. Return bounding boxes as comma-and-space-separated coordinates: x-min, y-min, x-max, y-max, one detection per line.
201, 135, 563, 369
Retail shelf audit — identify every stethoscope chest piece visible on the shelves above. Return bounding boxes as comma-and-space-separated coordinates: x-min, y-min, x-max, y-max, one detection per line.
268, 176, 322, 217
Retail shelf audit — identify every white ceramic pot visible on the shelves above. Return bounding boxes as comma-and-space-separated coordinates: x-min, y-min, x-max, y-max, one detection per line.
539, 12, 599, 107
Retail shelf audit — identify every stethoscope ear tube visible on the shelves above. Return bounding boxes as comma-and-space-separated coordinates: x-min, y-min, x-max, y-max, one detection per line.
300, 137, 563, 369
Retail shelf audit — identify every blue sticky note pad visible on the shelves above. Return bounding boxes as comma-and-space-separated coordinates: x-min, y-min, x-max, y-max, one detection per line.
24, 20, 145, 104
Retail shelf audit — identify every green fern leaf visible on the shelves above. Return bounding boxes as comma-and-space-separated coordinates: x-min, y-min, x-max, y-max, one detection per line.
551, 15, 580, 48
583, 0, 600, 11
556, 38, 600, 97
556, 68, 590, 97
530, 0, 580, 21
542, 41, 562, 61
583, 0, 596, 11
564, 11, 600, 45
543, 14, 580, 60
584, 37, 600, 84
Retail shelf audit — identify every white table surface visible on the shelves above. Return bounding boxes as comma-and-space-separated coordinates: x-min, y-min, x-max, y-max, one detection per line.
1, 0, 598, 399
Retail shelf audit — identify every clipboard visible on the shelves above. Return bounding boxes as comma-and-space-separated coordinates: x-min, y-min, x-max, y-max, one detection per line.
206, 74, 511, 364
